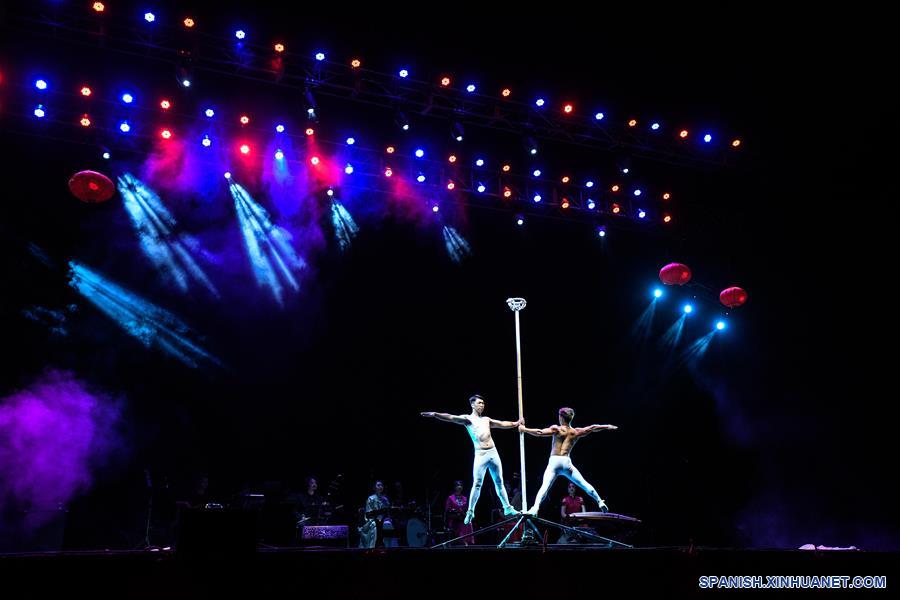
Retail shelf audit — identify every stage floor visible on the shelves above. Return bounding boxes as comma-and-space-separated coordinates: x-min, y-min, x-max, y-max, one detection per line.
1, 546, 896, 596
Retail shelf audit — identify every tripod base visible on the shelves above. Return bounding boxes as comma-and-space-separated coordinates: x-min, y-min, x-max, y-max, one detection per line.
432, 512, 631, 549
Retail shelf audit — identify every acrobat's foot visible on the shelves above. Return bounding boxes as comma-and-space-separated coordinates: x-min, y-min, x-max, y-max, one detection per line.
524, 507, 538, 516
502, 505, 519, 517
463, 510, 475, 525
598, 499, 609, 513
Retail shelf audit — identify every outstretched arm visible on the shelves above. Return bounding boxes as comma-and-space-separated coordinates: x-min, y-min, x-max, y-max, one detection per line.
575, 424, 618, 436
518, 424, 558, 437
420, 412, 469, 425
489, 417, 524, 429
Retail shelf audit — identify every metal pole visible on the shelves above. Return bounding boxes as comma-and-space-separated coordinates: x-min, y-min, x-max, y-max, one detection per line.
506, 298, 528, 512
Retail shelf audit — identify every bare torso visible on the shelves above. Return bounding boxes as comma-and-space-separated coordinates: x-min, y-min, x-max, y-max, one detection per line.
463, 415, 495, 450
549, 426, 581, 457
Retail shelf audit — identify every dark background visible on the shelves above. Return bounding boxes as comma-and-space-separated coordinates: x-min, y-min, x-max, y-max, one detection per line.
1, 2, 894, 550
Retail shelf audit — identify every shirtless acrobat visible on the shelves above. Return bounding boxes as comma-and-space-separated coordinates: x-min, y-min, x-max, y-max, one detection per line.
519, 406, 617, 515
421, 394, 522, 525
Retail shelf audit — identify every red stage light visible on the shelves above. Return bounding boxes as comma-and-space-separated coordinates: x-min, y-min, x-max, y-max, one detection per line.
503, 187, 512, 198
732, 138, 742, 147
386, 146, 395, 154
80, 86, 92, 97
351, 59, 361, 68
563, 104, 574, 114
384, 167, 393, 177
240, 115, 249, 125
628, 119, 637, 127
501, 164, 511, 172
447, 181, 456, 190
311, 156, 320, 165
239, 144, 250, 154
440, 77, 451, 87
663, 214, 672, 223
611, 203, 621, 214
679, 129, 689, 138
561, 176, 570, 184
662, 192, 671, 200
501, 88, 511, 97
274, 43, 285, 53
611, 184, 620, 192
160, 99, 171, 110
92, 2, 105, 12
448, 155, 457, 163
561, 198, 570, 209
305, 127, 315, 136
183, 17, 195, 28
79, 115, 91, 127
160, 129, 172, 139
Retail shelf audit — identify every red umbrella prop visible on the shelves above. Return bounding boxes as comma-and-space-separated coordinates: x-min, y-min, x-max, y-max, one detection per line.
659, 263, 692, 286
720, 286, 748, 308
68, 170, 115, 203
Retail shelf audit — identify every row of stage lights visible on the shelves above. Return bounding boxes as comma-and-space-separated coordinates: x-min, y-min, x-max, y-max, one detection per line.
652, 288, 728, 331
79, 2, 741, 148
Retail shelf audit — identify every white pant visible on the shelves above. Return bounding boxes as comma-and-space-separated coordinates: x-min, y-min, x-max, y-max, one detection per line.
530, 455, 602, 512
469, 447, 512, 513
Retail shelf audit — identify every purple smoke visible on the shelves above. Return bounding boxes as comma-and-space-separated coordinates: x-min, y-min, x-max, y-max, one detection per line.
0, 370, 125, 527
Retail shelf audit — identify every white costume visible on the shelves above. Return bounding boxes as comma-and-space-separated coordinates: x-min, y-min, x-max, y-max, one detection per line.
463, 415, 515, 523
528, 455, 605, 514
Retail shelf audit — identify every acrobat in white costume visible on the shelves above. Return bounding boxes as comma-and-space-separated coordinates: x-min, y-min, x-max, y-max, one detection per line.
421, 394, 521, 524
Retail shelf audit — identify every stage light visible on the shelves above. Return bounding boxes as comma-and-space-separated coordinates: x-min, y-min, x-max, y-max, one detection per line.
532, 169, 542, 177
466, 84, 476, 93
533, 193, 542, 203
80, 86, 92, 97
102, 151, 110, 160
224, 172, 232, 179
622, 168, 630, 174
732, 139, 742, 147
502, 164, 511, 172
238, 144, 250, 154
346, 137, 355, 145
663, 214, 672, 223
351, 58, 361, 68
477, 183, 486, 193
535, 98, 546, 107
611, 203, 621, 214
119, 120, 131, 133
344, 164, 354, 174
144, 12, 155, 22
92, 2, 105, 13
561, 197, 570, 209
33, 105, 45, 118
183, 17, 195, 28
201, 135, 211, 147
80, 115, 91, 127
503, 187, 512, 198
563, 103, 574, 114
679, 129, 689, 138
683, 304, 694, 314
160, 128, 172, 139
597, 226, 607, 237
440, 76, 451, 87
384, 167, 392, 177
501, 88, 511, 97
274, 149, 284, 160
587, 199, 596, 210
452, 122, 465, 141
448, 155, 457, 163
638, 209, 646, 219
326, 189, 334, 197
516, 216, 525, 226
716, 320, 726, 331
394, 110, 410, 131
310, 156, 320, 165
160, 99, 171, 110
402, 124, 410, 131
239, 114, 249, 124
654, 288, 663, 299
414, 148, 425, 158
417, 174, 426, 183
315, 51, 325, 61
561, 176, 570, 184
181, 78, 191, 88
399, 69, 409, 78
447, 181, 456, 191
594, 112, 604, 121
305, 127, 315, 136
628, 119, 637, 127
703, 133, 712, 143
651, 122, 660, 130
120, 92, 135, 104
663, 192, 671, 200
274, 43, 285, 53
475, 158, 485, 167
204, 108, 214, 118
386, 146, 395, 154
611, 184, 620, 192
634, 189, 642, 196
35, 79, 48, 90
585, 180, 594, 188
235, 30, 246, 40
275, 124, 285, 133
432, 205, 440, 213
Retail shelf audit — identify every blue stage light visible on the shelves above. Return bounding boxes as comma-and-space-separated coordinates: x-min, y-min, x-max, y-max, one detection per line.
475, 158, 484, 167
224, 172, 232, 179
477, 183, 486, 193
144, 12, 155, 23
532, 169, 542, 177
417, 174, 426, 183
235, 29, 246, 40
121, 92, 134, 104
585, 181, 594, 188
33, 104, 46, 118
201, 135, 211, 147
415, 148, 425, 158
653, 288, 663, 299
533, 193, 542, 203
119, 120, 131, 133
466, 84, 476, 93
275, 124, 285, 133
181, 78, 191, 88
275, 149, 284, 160
346, 137, 356, 145
638, 209, 646, 219
684, 304, 694, 314
344, 164, 354, 174
703, 133, 712, 143
34, 79, 48, 90
633, 189, 642, 196
315, 52, 325, 61
587, 199, 596, 210
535, 98, 545, 107
597, 226, 607, 237
399, 69, 409, 78
204, 108, 214, 118
432, 205, 440, 213
516, 215, 525, 226
651, 122, 660, 130
716, 320, 726, 330
594, 112, 605, 121
102, 151, 110, 160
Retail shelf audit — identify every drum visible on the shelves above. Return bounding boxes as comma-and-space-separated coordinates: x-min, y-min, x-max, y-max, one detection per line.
406, 517, 429, 547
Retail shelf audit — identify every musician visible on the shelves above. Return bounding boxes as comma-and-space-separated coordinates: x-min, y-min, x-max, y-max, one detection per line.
444, 480, 475, 545
296, 476, 325, 525
361, 480, 395, 548
421, 394, 521, 525
520, 407, 617, 515
561, 482, 584, 519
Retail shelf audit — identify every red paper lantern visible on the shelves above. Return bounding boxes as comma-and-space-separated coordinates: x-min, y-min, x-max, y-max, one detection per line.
659, 263, 692, 286
68, 170, 115, 203
720, 286, 748, 308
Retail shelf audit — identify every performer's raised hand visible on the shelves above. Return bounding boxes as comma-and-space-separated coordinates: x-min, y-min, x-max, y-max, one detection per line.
420, 411, 436, 418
